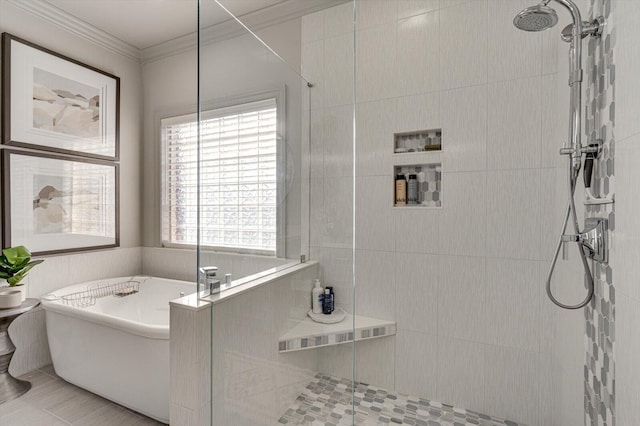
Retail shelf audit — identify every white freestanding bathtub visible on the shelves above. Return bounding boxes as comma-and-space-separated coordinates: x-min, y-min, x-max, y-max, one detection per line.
41, 276, 197, 424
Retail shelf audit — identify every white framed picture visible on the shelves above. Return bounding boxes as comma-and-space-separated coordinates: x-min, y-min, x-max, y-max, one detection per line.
2, 150, 119, 255
2, 33, 120, 160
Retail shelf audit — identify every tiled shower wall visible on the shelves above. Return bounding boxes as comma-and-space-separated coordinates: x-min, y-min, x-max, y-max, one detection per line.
303, 0, 593, 424
610, 0, 640, 425
584, 0, 615, 424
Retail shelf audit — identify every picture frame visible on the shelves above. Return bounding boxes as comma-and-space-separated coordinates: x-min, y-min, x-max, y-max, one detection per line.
1, 149, 119, 255
2, 33, 120, 160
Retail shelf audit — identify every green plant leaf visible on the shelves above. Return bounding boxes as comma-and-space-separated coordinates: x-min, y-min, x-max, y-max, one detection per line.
7, 275, 23, 285
2, 246, 30, 266
0, 247, 43, 284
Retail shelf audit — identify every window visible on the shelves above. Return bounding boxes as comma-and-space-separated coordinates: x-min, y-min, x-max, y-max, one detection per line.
161, 98, 278, 254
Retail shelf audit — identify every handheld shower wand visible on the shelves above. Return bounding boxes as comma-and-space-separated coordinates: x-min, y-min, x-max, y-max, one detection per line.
514, 0, 606, 310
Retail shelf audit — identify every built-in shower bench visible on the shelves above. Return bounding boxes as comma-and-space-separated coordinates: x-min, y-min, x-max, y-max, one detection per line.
278, 314, 396, 352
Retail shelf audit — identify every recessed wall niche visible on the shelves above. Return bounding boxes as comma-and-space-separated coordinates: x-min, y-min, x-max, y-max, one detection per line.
393, 164, 441, 208
394, 129, 441, 153
393, 128, 442, 208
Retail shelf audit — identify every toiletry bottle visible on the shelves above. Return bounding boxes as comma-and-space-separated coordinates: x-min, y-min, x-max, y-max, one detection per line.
323, 288, 334, 314
407, 174, 418, 205
395, 174, 407, 206
325, 286, 335, 312
312, 279, 324, 314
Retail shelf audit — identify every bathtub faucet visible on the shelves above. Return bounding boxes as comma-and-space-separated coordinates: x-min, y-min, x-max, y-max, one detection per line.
199, 266, 220, 296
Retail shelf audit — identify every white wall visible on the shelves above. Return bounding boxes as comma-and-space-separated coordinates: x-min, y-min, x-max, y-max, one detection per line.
141, 16, 306, 263
303, 1, 590, 424
610, 0, 640, 424
0, 0, 144, 375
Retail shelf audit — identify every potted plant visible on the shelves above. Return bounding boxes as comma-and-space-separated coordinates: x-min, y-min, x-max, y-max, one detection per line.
0, 246, 44, 303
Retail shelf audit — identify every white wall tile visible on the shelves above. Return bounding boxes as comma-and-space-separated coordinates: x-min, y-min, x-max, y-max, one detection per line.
440, 84, 487, 172
356, 23, 397, 103
355, 336, 396, 389
310, 179, 325, 247
397, 0, 440, 20
487, 0, 542, 83
540, 73, 567, 169
356, 0, 397, 29
436, 336, 485, 411
310, 109, 325, 178
301, 10, 324, 44
324, 33, 354, 107
437, 255, 486, 342
395, 329, 437, 398
486, 169, 541, 260
616, 294, 640, 426
323, 177, 354, 249
439, 171, 486, 257
356, 98, 396, 176
394, 209, 439, 254
323, 105, 354, 177
485, 258, 540, 352
355, 175, 394, 251
612, 136, 640, 300
484, 345, 540, 425
324, 2, 354, 39
61, 248, 142, 286
615, 0, 640, 141
318, 343, 354, 382
541, 23, 558, 75
395, 92, 440, 134
27, 254, 70, 298
487, 76, 542, 170
397, 11, 440, 96
542, 261, 588, 426
439, 0, 488, 90
317, 247, 354, 313
395, 252, 438, 334
302, 40, 325, 110
355, 249, 396, 320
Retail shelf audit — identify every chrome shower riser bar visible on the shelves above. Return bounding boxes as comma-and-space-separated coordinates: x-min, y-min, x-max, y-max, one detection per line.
514, 0, 607, 310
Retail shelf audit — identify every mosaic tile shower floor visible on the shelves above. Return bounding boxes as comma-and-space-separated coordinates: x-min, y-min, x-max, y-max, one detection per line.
278, 374, 524, 426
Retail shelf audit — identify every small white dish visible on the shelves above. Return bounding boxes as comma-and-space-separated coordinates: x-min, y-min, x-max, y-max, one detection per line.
308, 307, 347, 324
0, 289, 22, 309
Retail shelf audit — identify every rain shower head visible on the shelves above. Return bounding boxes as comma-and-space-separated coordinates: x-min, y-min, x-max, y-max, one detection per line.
513, 3, 559, 32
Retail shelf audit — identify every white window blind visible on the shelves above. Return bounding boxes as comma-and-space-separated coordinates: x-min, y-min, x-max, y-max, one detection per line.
162, 98, 278, 254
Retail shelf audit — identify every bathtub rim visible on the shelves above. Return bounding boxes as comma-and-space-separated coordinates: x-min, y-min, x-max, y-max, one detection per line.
41, 275, 195, 340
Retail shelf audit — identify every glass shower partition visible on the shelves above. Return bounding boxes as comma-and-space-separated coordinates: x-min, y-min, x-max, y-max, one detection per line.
197, 1, 357, 424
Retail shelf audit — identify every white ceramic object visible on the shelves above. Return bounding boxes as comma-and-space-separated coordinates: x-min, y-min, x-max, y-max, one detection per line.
308, 307, 347, 324
41, 276, 197, 424
14, 284, 26, 302
0, 289, 22, 309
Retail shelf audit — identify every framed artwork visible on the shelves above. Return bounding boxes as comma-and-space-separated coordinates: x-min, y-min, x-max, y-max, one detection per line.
1, 150, 119, 255
2, 33, 120, 160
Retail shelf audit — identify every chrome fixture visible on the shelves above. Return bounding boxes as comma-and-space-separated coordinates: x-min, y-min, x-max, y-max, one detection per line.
199, 266, 220, 296
224, 273, 232, 286
513, 1, 558, 32
561, 16, 605, 42
514, 1, 607, 310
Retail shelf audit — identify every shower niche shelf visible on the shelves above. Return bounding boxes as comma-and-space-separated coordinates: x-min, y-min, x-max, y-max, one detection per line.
394, 129, 442, 154
278, 314, 396, 353
393, 163, 441, 208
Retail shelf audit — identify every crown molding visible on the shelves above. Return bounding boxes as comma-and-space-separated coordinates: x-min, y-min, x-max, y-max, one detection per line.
141, 0, 350, 65
5, 0, 141, 62
6, 0, 348, 66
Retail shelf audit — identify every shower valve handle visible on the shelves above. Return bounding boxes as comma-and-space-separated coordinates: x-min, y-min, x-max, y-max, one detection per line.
561, 218, 608, 263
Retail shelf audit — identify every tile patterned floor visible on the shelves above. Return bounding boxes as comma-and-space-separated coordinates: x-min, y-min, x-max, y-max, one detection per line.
0, 366, 164, 426
278, 374, 525, 426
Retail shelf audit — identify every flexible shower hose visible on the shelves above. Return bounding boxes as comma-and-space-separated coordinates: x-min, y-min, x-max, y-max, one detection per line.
545, 157, 595, 310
